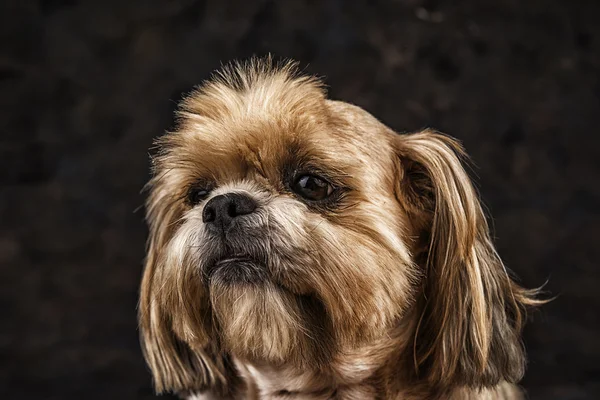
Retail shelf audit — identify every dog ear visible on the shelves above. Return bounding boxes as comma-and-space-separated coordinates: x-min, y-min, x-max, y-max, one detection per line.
393, 130, 542, 389
138, 178, 240, 397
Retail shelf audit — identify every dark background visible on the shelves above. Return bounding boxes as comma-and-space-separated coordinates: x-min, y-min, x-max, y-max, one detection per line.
2, 0, 599, 399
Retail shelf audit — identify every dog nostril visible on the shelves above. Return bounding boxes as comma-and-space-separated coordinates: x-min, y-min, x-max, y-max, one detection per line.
202, 206, 216, 223
227, 201, 237, 218
232, 195, 257, 217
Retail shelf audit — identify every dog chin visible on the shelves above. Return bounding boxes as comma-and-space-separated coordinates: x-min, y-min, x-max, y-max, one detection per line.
208, 273, 310, 363
207, 257, 268, 285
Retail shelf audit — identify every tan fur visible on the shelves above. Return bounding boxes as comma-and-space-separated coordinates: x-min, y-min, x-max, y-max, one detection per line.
138, 58, 544, 399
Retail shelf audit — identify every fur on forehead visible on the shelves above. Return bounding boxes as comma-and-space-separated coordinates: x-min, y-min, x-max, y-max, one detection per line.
177, 58, 328, 141
153, 58, 395, 195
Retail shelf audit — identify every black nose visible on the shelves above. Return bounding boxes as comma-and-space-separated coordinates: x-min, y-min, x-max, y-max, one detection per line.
202, 193, 257, 232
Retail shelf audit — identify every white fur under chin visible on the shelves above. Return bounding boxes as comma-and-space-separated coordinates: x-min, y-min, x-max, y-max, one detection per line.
187, 358, 340, 400
185, 356, 524, 400
188, 393, 228, 400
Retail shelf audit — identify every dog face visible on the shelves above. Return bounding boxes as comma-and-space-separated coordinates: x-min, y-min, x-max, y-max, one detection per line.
139, 60, 539, 396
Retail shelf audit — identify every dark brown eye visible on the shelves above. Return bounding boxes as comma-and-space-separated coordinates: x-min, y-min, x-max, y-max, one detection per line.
293, 175, 334, 201
187, 187, 211, 205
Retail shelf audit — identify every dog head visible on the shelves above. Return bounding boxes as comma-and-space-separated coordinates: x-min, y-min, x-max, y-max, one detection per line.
139, 59, 539, 396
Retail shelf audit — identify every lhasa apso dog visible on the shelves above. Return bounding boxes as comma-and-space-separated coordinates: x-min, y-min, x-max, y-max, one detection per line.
139, 58, 542, 399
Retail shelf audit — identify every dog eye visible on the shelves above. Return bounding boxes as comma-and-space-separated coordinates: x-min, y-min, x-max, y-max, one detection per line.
187, 187, 211, 205
293, 175, 333, 201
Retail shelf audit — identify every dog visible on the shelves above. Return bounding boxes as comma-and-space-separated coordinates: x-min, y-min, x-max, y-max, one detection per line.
138, 58, 543, 399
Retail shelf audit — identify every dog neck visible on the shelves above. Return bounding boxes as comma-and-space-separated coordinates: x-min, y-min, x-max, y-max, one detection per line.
188, 313, 522, 400
228, 320, 415, 399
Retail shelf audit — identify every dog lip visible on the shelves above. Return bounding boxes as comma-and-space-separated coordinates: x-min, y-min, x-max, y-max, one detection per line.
215, 256, 254, 265
208, 255, 267, 284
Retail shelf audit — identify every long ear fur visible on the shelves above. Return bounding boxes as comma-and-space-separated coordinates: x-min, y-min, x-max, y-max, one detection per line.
138, 176, 240, 396
394, 130, 543, 389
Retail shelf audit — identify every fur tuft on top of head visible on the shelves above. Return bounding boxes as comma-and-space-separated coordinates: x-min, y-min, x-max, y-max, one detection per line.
177, 56, 326, 124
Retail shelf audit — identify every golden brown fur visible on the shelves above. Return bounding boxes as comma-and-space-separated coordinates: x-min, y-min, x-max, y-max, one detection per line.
138, 58, 543, 399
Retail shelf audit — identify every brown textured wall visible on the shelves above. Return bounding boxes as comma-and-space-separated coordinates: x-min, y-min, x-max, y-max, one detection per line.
1, 0, 599, 399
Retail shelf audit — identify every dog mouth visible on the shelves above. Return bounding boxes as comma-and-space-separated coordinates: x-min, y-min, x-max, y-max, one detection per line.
207, 255, 268, 284
215, 256, 254, 265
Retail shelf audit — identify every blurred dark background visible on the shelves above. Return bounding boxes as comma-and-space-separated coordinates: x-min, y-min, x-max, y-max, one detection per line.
1, 0, 599, 399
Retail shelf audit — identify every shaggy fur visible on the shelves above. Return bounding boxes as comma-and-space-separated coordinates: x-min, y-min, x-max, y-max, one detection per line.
138, 58, 543, 399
